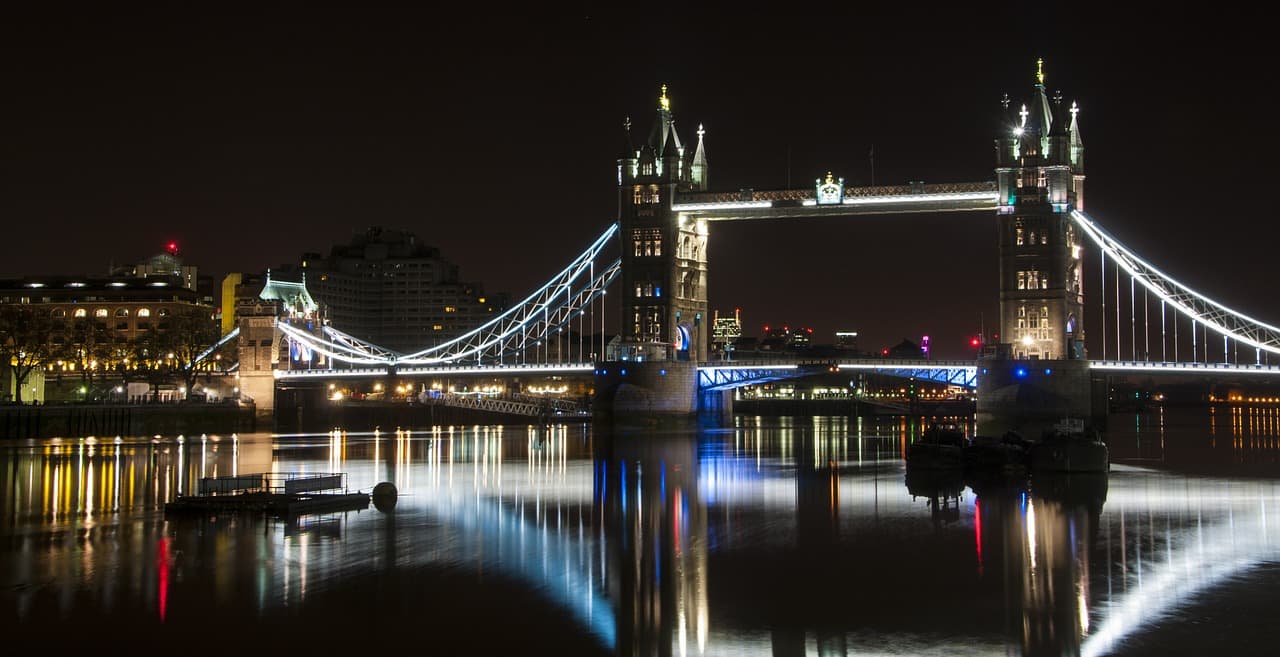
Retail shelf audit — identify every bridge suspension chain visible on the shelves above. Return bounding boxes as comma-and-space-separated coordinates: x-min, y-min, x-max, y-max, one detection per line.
277, 222, 620, 367
1071, 210, 1280, 358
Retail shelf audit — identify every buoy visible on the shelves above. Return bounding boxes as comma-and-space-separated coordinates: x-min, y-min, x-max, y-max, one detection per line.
372, 481, 398, 512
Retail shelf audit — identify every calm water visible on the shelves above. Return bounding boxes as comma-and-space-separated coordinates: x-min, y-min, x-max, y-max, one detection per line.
4, 407, 1280, 656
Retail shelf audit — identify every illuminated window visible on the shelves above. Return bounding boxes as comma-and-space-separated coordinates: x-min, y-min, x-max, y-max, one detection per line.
74, 308, 86, 318
115, 308, 129, 317
1016, 272, 1025, 290
137, 308, 151, 318
444, 306, 456, 313
634, 229, 662, 257
157, 308, 169, 317
633, 186, 644, 205
1015, 227, 1024, 245
1029, 231, 1037, 245
95, 308, 108, 318
432, 325, 443, 331
51, 309, 66, 318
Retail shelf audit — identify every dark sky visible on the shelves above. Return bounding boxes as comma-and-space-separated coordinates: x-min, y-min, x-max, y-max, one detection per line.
5, 4, 1277, 359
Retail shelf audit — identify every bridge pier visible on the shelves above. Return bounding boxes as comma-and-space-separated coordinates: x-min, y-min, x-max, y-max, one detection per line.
592, 361, 698, 427
975, 358, 1094, 438
697, 388, 733, 427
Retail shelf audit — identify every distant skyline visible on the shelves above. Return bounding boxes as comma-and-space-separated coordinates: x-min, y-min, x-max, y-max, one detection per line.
6, 5, 1277, 358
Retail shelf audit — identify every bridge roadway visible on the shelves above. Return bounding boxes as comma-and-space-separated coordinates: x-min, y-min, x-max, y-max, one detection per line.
274, 358, 1280, 390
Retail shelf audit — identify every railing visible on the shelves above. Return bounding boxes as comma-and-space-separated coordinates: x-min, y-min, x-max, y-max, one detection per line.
197, 472, 347, 496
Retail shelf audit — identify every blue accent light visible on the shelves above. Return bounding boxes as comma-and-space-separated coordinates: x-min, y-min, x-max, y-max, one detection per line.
620, 369, 627, 376
1044, 368, 1052, 375
660, 369, 666, 376
981, 368, 988, 375
1014, 366, 1028, 379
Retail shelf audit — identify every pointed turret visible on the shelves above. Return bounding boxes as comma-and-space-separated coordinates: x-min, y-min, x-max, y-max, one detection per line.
661, 120, 681, 181
691, 123, 709, 190
1068, 100, 1084, 169
647, 84, 682, 159
995, 93, 1019, 167
618, 116, 637, 159
618, 117, 638, 184
1027, 58, 1054, 158
1047, 89, 1071, 166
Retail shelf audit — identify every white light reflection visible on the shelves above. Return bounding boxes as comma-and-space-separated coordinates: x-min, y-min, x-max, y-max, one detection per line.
1082, 473, 1280, 656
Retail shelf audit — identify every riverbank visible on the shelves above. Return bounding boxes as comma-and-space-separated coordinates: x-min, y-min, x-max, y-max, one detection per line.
0, 402, 258, 439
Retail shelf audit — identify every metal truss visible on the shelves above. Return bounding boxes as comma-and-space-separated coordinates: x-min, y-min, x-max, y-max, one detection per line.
697, 365, 803, 392
276, 321, 388, 366
869, 366, 977, 387
1072, 210, 1280, 356
836, 360, 977, 387
276, 223, 620, 367
696, 359, 978, 392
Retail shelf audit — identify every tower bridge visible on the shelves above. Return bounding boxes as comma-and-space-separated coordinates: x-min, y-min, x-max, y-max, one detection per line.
232, 62, 1280, 432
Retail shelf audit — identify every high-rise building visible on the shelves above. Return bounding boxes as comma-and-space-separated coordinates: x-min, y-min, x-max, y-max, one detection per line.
995, 60, 1086, 361
301, 227, 506, 353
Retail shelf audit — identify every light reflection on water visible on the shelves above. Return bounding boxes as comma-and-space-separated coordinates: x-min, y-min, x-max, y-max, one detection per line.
1, 408, 1279, 655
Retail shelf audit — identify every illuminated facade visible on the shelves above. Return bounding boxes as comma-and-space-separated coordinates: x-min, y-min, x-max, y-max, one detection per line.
0, 275, 211, 344
617, 86, 711, 361
300, 227, 506, 353
995, 60, 1087, 360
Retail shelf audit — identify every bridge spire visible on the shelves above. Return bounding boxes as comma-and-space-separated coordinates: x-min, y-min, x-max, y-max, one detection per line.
648, 84, 681, 159
691, 123, 709, 190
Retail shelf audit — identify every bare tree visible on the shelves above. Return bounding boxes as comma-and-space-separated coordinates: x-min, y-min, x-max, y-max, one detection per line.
0, 306, 58, 403
58, 316, 114, 397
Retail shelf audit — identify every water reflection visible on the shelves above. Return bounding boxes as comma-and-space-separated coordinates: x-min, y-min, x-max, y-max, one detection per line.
1, 412, 1280, 655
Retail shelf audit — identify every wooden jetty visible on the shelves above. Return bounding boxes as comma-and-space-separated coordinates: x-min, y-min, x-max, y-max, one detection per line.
165, 472, 370, 516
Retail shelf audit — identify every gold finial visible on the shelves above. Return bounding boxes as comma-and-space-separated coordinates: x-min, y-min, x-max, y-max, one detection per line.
824, 171, 835, 184
659, 84, 670, 111
1036, 58, 1045, 85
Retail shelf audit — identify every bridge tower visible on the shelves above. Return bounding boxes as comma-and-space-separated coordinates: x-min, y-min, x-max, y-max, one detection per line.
616, 85, 710, 363
980, 60, 1096, 435
994, 59, 1087, 360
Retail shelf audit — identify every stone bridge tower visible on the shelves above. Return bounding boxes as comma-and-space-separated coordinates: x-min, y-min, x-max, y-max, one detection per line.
994, 59, 1087, 361
616, 86, 710, 362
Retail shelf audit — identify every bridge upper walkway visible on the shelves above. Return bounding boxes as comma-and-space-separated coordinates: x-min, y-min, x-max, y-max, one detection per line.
672, 181, 997, 220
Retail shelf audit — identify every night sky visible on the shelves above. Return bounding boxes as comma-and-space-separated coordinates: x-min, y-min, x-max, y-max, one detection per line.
6, 4, 1276, 359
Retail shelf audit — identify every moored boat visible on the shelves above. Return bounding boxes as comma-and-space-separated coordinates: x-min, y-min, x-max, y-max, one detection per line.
906, 423, 968, 469
1027, 418, 1109, 473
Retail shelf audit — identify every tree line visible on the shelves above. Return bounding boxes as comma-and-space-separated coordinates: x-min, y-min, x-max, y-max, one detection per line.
0, 305, 225, 403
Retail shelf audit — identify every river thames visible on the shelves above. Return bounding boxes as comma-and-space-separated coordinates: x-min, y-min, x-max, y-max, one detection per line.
4, 406, 1280, 656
